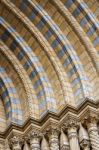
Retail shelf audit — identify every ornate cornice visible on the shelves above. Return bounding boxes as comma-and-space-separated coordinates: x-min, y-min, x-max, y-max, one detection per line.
0, 99, 98, 139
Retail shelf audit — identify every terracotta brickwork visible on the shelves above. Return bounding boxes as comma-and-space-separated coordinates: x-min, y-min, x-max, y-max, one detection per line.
0, 0, 99, 149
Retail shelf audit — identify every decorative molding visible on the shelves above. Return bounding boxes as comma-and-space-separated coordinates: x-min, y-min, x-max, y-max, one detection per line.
0, 100, 98, 139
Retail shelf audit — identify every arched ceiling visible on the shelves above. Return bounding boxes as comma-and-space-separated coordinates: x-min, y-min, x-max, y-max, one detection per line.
0, 0, 99, 131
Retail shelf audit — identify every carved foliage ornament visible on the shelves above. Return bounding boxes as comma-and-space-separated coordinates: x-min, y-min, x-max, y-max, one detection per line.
63, 119, 79, 130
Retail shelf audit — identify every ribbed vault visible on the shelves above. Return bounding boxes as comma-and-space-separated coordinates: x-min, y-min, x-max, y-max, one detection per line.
0, 0, 99, 132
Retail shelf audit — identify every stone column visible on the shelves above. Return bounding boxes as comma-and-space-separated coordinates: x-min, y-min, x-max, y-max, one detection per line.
41, 135, 50, 150
84, 115, 99, 150
0, 139, 5, 150
60, 129, 69, 150
47, 127, 60, 150
29, 130, 41, 150
23, 140, 30, 150
5, 139, 11, 150
10, 136, 22, 150
79, 123, 90, 150
64, 119, 80, 150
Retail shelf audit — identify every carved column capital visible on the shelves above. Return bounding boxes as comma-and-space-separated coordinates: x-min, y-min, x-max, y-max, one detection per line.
83, 115, 98, 124
63, 119, 80, 150
46, 127, 60, 137
9, 136, 22, 150
83, 115, 98, 132
63, 119, 79, 139
10, 136, 19, 145
30, 130, 41, 139
80, 139, 90, 149
29, 130, 41, 150
64, 119, 79, 130
46, 126, 60, 150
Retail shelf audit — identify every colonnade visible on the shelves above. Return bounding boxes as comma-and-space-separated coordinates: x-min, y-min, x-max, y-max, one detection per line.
2, 115, 99, 150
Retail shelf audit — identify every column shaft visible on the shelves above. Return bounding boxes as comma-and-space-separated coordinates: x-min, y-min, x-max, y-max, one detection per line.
68, 128, 80, 150
88, 124, 99, 150
65, 119, 80, 150
84, 147, 90, 150
23, 141, 30, 150
85, 116, 99, 150
30, 138, 40, 150
41, 136, 50, 150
